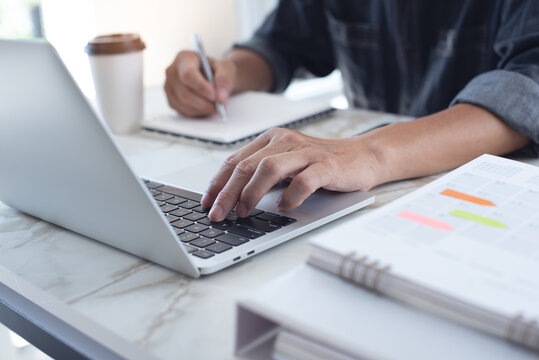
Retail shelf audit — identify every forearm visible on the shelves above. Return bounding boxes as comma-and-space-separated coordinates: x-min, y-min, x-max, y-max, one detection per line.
225, 48, 274, 94
363, 103, 531, 186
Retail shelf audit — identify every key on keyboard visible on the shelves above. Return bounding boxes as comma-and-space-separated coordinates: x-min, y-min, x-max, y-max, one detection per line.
143, 179, 297, 260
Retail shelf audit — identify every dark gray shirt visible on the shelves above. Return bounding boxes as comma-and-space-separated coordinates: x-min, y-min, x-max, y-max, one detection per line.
236, 0, 539, 156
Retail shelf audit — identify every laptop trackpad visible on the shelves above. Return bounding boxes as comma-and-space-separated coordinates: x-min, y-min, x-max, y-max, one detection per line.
156, 159, 222, 194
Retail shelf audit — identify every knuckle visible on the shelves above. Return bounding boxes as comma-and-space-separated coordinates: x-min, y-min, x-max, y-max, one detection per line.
177, 50, 193, 61
235, 158, 258, 177
266, 127, 284, 137
223, 153, 241, 169
280, 129, 303, 143
258, 129, 274, 142
215, 190, 236, 205
206, 177, 222, 191
293, 175, 315, 194
180, 68, 195, 83
239, 188, 258, 208
262, 127, 292, 142
258, 157, 280, 176
318, 153, 336, 166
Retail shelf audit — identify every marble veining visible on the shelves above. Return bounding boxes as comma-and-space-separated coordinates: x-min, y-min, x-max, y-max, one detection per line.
66, 260, 153, 305
136, 279, 190, 348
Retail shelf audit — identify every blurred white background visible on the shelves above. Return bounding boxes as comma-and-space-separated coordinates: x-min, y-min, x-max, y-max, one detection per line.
0, 0, 278, 96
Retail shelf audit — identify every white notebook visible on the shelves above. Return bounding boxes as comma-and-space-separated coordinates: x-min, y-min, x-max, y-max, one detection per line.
142, 91, 333, 146
308, 154, 539, 352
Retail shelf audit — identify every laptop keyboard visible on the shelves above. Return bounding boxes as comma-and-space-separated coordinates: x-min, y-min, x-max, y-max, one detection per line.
143, 180, 297, 260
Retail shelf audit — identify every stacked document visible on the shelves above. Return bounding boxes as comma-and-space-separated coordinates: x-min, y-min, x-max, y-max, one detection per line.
308, 154, 539, 352
235, 266, 537, 360
235, 154, 539, 359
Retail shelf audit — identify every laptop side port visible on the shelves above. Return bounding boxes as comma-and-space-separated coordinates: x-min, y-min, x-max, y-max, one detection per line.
233, 256, 241, 261
247, 250, 255, 256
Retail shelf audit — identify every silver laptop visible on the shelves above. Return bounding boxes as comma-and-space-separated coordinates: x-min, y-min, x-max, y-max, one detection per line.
0, 39, 374, 277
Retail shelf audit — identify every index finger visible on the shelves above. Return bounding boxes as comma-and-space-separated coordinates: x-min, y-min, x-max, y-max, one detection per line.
201, 133, 271, 208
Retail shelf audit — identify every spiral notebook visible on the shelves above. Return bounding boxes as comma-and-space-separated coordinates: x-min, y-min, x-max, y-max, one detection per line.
308, 154, 539, 352
142, 91, 333, 146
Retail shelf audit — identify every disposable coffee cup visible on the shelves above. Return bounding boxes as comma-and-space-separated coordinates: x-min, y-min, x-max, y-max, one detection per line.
85, 34, 146, 134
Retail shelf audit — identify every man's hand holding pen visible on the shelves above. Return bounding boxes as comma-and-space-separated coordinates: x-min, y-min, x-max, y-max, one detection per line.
164, 49, 236, 118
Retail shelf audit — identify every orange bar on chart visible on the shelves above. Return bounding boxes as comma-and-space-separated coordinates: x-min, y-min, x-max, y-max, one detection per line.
397, 210, 454, 231
441, 189, 495, 206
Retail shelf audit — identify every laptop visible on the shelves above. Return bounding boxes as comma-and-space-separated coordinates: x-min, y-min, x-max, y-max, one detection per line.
0, 39, 374, 277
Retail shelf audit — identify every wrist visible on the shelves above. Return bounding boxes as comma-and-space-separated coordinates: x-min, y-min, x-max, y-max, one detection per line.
354, 126, 396, 187
223, 53, 241, 94
225, 49, 273, 93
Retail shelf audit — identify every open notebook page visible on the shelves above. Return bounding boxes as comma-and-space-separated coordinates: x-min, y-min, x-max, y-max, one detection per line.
142, 91, 332, 145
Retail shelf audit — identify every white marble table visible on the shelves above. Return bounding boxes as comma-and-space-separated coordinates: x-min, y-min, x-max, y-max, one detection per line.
1, 95, 537, 359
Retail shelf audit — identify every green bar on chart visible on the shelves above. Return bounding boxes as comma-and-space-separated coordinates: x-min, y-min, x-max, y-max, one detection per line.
449, 209, 508, 229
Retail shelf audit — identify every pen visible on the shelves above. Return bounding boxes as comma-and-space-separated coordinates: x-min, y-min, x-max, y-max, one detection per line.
191, 33, 228, 122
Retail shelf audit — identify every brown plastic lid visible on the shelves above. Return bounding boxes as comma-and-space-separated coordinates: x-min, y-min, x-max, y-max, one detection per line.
85, 33, 145, 55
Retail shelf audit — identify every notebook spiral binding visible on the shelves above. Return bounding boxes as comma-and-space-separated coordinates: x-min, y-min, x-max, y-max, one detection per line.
337, 252, 539, 351
338, 251, 391, 293
505, 313, 539, 350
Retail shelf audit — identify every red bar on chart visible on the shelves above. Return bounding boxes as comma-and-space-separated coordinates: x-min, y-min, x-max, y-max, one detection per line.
397, 210, 454, 231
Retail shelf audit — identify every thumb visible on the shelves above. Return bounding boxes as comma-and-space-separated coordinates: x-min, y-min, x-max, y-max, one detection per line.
213, 58, 236, 104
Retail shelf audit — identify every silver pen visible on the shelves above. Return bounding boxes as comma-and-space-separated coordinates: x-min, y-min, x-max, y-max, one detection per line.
191, 33, 228, 122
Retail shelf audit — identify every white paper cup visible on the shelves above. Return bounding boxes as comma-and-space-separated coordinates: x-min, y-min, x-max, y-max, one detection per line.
85, 34, 146, 134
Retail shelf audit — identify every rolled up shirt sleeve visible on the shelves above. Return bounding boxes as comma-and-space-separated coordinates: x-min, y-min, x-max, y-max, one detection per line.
233, 0, 336, 93
451, 0, 539, 156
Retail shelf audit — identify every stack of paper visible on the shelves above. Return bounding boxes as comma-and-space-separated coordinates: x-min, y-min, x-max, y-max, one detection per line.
308, 154, 539, 352
235, 154, 539, 359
